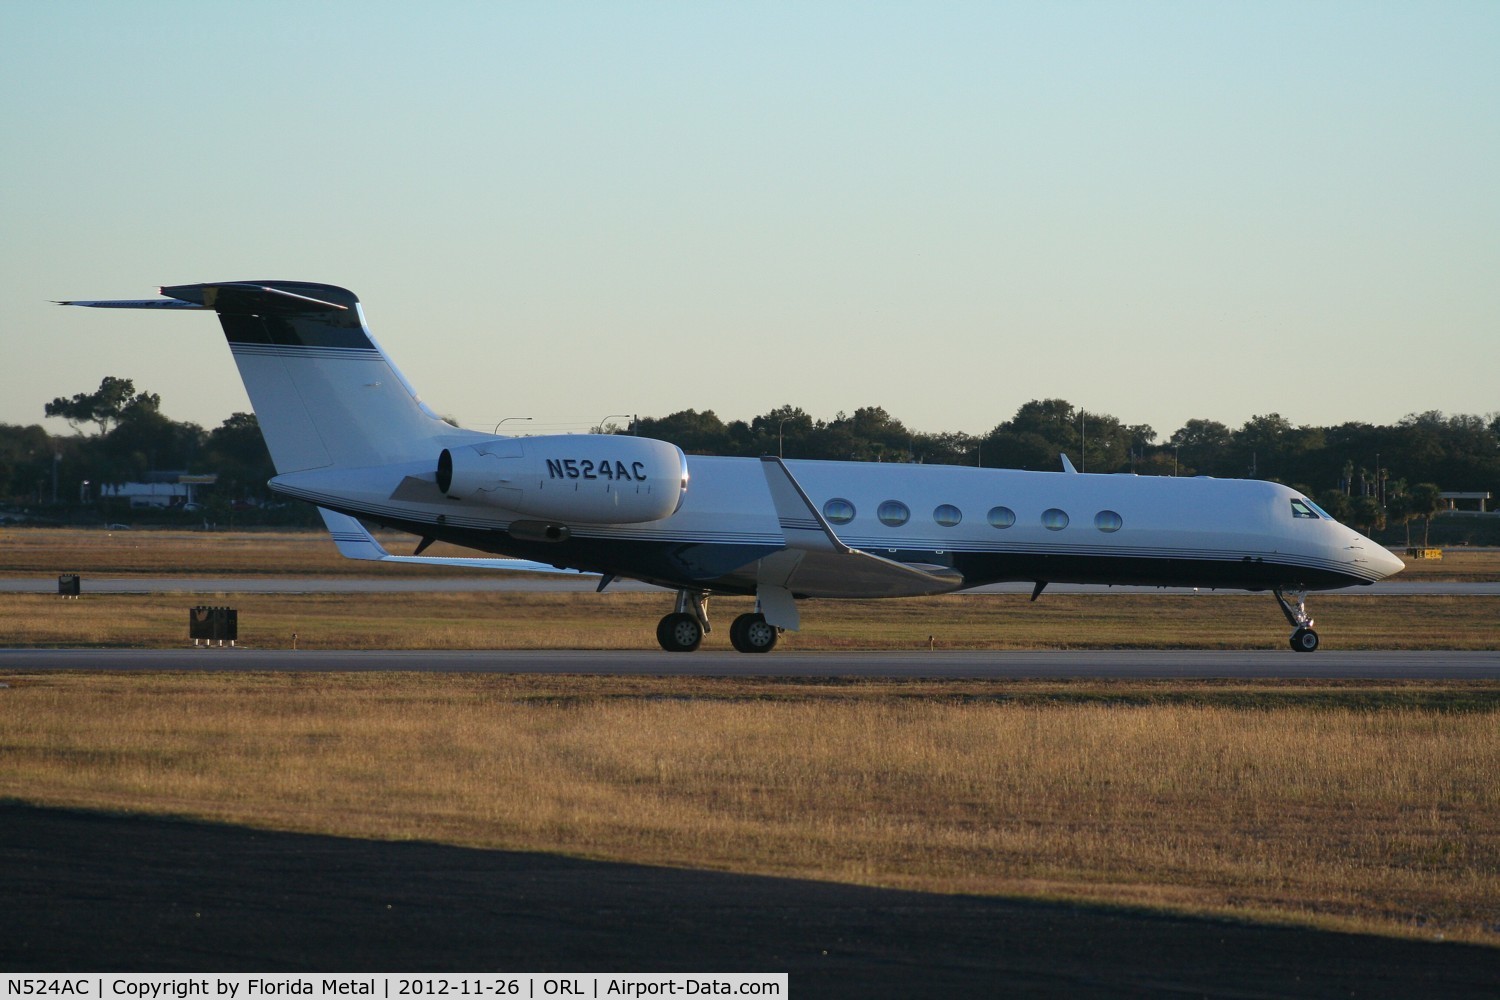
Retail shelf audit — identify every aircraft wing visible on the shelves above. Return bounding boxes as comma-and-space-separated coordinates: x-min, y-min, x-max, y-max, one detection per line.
317, 509, 589, 575
757, 457, 964, 600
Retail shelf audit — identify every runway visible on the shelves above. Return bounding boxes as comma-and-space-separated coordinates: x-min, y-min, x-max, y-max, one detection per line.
4, 647, 1498, 678
2, 574, 1497, 595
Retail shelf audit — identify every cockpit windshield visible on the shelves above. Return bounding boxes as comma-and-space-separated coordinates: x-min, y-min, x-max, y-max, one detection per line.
1291, 497, 1331, 520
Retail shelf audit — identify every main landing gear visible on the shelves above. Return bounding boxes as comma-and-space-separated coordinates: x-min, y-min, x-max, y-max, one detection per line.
656, 589, 781, 654
1274, 586, 1320, 653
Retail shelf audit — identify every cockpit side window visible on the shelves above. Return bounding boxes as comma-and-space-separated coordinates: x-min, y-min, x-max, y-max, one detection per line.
1301, 497, 1334, 519
1290, 498, 1323, 520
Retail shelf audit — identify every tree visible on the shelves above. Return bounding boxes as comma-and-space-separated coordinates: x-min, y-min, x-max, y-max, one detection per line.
45, 376, 159, 436
915, 430, 981, 467
748, 405, 814, 458
981, 399, 1079, 471
1229, 413, 1324, 482
1350, 495, 1386, 535
1384, 486, 1416, 548
90, 403, 203, 486
1409, 482, 1444, 547
1167, 418, 1231, 476
0, 423, 53, 502
1315, 489, 1353, 524
204, 412, 275, 499
632, 409, 730, 455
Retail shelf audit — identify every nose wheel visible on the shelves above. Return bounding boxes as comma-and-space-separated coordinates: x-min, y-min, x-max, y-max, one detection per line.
1275, 587, 1320, 653
1289, 627, 1320, 652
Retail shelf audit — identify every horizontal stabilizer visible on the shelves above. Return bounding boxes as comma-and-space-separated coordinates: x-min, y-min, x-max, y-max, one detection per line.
161, 282, 350, 313
317, 509, 588, 575
56, 297, 205, 309
59, 283, 349, 313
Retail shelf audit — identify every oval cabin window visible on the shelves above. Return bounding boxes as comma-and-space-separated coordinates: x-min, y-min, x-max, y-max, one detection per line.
987, 506, 1016, 529
877, 500, 911, 527
1094, 510, 1123, 532
823, 498, 855, 525
933, 504, 962, 527
1041, 508, 1069, 531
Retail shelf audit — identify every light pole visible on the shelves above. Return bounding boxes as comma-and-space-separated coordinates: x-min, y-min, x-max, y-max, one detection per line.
600, 414, 635, 435
778, 418, 792, 458
1078, 410, 1086, 473
493, 416, 533, 435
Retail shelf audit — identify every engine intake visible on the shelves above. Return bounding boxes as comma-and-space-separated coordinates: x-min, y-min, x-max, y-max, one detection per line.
437, 434, 687, 524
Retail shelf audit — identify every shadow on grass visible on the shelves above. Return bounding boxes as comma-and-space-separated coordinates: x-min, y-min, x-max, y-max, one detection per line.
1, 801, 1494, 998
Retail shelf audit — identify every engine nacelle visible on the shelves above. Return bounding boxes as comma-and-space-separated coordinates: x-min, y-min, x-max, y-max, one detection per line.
437, 434, 688, 524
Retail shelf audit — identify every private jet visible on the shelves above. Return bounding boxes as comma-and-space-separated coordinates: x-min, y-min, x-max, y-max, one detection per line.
61, 281, 1404, 653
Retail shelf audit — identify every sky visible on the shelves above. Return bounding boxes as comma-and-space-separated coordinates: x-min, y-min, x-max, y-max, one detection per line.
3, 1, 1497, 442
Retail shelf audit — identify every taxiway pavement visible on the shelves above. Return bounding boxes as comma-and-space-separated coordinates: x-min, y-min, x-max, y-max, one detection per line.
1, 575, 1496, 595
3, 647, 1498, 678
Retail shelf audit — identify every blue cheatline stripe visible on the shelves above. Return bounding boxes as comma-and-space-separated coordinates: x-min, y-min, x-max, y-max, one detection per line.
229, 344, 382, 360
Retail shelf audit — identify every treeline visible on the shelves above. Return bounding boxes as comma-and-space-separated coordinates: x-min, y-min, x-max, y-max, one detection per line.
1, 377, 280, 521
5, 378, 1497, 539
631, 399, 1499, 535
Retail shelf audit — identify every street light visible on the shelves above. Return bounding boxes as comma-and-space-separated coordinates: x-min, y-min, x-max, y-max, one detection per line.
493, 416, 533, 435
778, 418, 792, 458
600, 414, 635, 435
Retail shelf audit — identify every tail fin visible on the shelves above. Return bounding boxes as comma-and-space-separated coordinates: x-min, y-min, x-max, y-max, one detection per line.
65, 281, 457, 473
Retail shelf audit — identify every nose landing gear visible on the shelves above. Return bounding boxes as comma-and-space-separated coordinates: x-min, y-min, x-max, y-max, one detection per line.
1274, 586, 1319, 652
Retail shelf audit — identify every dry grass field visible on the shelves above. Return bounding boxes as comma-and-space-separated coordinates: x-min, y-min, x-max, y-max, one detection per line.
3, 528, 1496, 950
0, 527, 468, 576
1, 672, 1495, 945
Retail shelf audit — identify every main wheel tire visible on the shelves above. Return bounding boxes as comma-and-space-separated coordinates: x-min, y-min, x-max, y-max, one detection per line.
1289, 627, 1320, 653
730, 612, 778, 653
656, 612, 703, 653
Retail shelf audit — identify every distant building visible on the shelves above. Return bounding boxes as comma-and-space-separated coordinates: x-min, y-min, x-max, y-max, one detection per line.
1439, 491, 1491, 514
100, 472, 217, 509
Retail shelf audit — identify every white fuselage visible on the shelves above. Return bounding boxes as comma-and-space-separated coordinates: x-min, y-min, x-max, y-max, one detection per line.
273, 450, 1402, 597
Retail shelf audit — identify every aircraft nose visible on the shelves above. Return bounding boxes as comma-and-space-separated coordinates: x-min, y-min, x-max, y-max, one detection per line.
1371, 544, 1406, 580
1339, 530, 1404, 581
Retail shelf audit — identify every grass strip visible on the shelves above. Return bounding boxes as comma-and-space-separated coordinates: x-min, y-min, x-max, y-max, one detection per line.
1, 672, 1495, 945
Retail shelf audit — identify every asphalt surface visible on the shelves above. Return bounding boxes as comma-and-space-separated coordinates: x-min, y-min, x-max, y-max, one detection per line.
4, 647, 1500, 678
3, 575, 1497, 595
2, 803, 1495, 997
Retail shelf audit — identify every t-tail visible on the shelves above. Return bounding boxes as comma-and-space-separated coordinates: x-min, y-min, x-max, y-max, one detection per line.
59, 281, 474, 473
